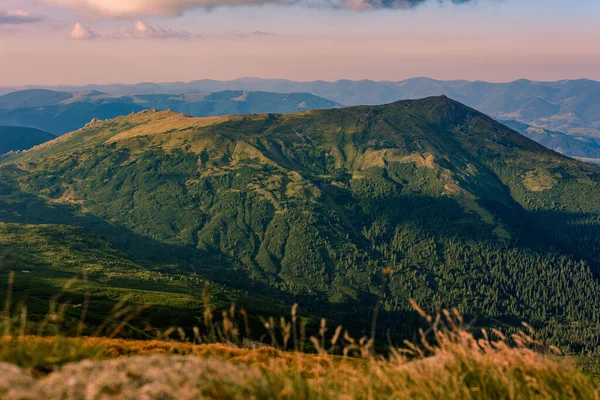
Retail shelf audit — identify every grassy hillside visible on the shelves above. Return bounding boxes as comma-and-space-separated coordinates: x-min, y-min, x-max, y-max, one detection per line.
0, 223, 277, 336
4, 81, 599, 162
2, 97, 600, 351
0, 126, 55, 154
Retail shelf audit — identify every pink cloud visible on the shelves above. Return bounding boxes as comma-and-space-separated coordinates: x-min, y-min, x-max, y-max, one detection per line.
113, 21, 199, 40
70, 22, 99, 40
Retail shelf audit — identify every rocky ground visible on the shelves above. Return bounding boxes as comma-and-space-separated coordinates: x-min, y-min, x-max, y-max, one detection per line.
0, 355, 265, 400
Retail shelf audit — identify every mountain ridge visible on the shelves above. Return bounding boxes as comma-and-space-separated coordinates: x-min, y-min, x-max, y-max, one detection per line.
9, 77, 595, 137
3, 80, 599, 161
2, 97, 600, 349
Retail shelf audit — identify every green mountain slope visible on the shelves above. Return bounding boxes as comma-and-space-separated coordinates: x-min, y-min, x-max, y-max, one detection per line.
0, 189, 281, 334
13, 78, 599, 161
0, 222, 203, 331
2, 97, 600, 349
0, 126, 55, 154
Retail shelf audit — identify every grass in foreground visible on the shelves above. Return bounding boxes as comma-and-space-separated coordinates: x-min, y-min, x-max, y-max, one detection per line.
1, 313, 598, 399
0, 273, 598, 398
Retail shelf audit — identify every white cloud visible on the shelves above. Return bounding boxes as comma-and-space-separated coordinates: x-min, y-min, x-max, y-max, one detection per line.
0, 10, 43, 24
113, 21, 199, 39
40, 0, 476, 18
70, 22, 99, 40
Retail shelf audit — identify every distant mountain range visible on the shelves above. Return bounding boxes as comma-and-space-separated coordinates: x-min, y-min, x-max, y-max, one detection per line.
5, 77, 597, 137
0, 126, 55, 154
0, 89, 340, 135
500, 120, 600, 164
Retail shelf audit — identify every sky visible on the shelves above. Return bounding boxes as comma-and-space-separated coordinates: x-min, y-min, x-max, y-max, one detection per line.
1, 0, 599, 86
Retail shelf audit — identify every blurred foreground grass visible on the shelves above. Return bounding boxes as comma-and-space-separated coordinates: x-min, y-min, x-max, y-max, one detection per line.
0, 271, 598, 399
1, 317, 598, 398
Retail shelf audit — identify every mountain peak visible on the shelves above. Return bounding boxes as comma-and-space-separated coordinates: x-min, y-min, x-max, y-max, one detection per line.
2, 96, 600, 353
5, 94, 569, 173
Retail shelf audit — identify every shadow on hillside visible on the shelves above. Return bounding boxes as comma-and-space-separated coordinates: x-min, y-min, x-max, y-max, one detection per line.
2, 175, 600, 349
0, 182, 337, 322
483, 199, 600, 277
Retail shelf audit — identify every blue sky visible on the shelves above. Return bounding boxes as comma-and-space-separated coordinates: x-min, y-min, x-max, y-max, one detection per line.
1, 0, 599, 85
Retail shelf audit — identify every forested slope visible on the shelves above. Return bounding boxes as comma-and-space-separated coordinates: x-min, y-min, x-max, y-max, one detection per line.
2, 97, 600, 350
